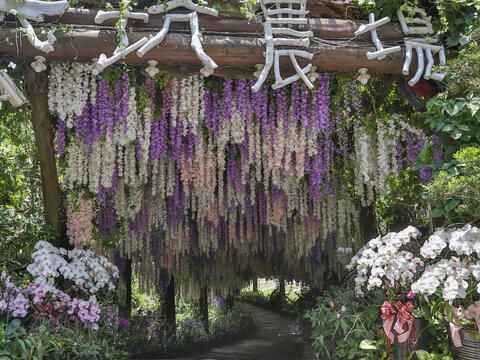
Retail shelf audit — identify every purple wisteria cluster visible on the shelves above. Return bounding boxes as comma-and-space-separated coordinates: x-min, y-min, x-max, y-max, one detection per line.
53, 71, 437, 291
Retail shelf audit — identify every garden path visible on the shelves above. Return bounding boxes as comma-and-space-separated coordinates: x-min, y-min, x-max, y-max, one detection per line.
181, 302, 304, 360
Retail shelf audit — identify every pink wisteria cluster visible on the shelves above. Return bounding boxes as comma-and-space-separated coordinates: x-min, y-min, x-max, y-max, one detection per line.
0, 271, 101, 330
67, 194, 93, 249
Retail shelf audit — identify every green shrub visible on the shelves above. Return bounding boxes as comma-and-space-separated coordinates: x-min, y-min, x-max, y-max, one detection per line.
428, 146, 480, 223
305, 287, 387, 360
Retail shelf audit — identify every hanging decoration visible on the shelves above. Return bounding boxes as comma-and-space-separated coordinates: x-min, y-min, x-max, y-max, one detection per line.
47, 63, 433, 297
252, 0, 315, 92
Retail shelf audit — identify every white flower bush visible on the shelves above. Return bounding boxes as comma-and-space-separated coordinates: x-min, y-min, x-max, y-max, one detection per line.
348, 224, 480, 305
346, 226, 423, 295
412, 224, 480, 304
27, 241, 119, 294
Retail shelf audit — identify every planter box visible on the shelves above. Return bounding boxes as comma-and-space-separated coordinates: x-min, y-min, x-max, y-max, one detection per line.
453, 329, 480, 360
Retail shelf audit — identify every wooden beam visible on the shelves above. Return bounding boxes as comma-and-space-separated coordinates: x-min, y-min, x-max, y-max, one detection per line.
72, 0, 363, 19
39, 9, 404, 40
0, 28, 406, 76
24, 64, 61, 241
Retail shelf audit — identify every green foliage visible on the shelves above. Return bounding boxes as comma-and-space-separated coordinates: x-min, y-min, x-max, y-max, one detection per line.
0, 207, 55, 278
376, 171, 429, 233
238, 290, 270, 305
0, 319, 130, 360
305, 287, 388, 360
428, 147, 480, 224
422, 94, 480, 177
411, 297, 453, 359
439, 28, 480, 98
0, 102, 41, 213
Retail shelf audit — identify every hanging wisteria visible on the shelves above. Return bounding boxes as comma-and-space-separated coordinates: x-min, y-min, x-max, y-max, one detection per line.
47, 63, 434, 297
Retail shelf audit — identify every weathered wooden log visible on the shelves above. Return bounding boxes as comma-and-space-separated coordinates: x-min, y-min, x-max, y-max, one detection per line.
38, 9, 403, 40
24, 64, 61, 241
0, 28, 406, 76
73, 0, 364, 19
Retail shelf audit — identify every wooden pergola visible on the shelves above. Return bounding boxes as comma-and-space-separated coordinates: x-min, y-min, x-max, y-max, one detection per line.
0, 0, 410, 77
1, 0, 431, 331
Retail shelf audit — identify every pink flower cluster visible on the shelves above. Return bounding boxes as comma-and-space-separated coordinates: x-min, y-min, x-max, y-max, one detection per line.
0, 271, 29, 318
70, 297, 101, 330
67, 196, 93, 249
0, 271, 101, 330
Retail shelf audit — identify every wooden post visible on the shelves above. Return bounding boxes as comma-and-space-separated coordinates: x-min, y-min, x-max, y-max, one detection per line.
252, 278, 258, 292
121, 257, 132, 316
24, 65, 62, 245
278, 277, 286, 305
224, 293, 235, 312
199, 286, 209, 334
162, 275, 176, 338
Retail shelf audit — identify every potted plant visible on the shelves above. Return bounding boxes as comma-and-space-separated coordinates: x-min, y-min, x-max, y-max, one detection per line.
347, 226, 426, 359
411, 224, 480, 359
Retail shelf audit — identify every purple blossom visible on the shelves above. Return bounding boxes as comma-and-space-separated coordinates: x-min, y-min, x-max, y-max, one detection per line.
56, 118, 66, 154
222, 78, 233, 119
313, 73, 330, 135
397, 139, 403, 172
275, 87, 288, 135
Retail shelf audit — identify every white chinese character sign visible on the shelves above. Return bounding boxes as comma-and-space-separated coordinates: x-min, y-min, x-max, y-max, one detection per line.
353, 6, 445, 87
0, 0, 69, 53
251, 0, 316, 92
138, 0, 219, 77
92, 0, 218, 76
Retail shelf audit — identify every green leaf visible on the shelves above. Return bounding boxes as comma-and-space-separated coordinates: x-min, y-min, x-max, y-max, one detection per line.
442, 124, 454, 132
7, 319, 21, 334
420, 146, 433, 163
458, 124, 470, 132
451, 129, 462, 139
459, 35, 471, 46
415, 350, 432, 360
445, 199, 460, 213
431, 207, 445, 218
449, 166, 460, 176
467, 101, 480, 116
445, 304, 455, 322
359, 339, 377, 350
446, 103, 463, 116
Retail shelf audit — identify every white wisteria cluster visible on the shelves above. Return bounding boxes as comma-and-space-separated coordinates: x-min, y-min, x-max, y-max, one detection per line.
353, 115, 427, 206
48, 63, 93, 128
346, 226, 423, 295
27, 241, 119, 294
412, 225, 480, 303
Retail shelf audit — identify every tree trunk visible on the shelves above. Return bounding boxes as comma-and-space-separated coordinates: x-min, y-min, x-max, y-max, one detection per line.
224, 293, 235, 312
199, 286, 209, 334
24, 65, 63, 246
120, 257, 132, 317
162, 275, 176, 338
252, 278, 258, 292
360, 195, 378, 244
278, 278, 286, 305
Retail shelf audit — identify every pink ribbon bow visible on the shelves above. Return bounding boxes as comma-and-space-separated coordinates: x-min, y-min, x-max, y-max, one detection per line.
393, 301, 415, 343
381, 301, 397, 343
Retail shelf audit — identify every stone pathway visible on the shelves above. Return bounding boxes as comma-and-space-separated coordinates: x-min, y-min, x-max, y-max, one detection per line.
182, 302, 304, 360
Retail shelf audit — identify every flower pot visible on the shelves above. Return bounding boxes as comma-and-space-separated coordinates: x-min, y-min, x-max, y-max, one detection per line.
392, 319, 427, 360
453, 329, 480, 360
